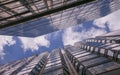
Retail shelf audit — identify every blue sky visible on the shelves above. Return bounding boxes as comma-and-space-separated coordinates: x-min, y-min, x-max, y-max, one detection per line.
0, 9, 120, 64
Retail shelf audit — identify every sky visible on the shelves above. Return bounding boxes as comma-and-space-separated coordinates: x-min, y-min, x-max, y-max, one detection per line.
0, 9, 120, 64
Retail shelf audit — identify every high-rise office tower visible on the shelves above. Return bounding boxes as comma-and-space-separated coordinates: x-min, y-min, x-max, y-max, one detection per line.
0, 52, 49, 75
42, 49, 64, 75
1, 30, 120, 75
42, 49, 78, 75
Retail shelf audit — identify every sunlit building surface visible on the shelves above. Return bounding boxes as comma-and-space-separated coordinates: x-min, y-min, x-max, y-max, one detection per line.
1, 30, 120, 75
0, 0, 120, 37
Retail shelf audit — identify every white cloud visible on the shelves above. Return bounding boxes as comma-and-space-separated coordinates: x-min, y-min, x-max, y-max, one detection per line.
18, 35, 50, 52
80, 28, 107, 38
62, 9, 120, 46
0, 35, 16, 59
62, 27, 81, 46
62, 26, 107, 46
93, 9, 120, 31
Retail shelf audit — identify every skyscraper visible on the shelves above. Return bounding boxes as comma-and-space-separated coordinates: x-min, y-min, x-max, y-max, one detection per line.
1, 30, 120, 75
0, 52, 49, 75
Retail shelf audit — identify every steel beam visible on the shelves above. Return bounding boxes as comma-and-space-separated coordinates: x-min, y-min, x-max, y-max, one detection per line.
0, 10, 30, 21
0, 5, 18, 15
0, 0, 95, 29
19, 0, 35, 14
